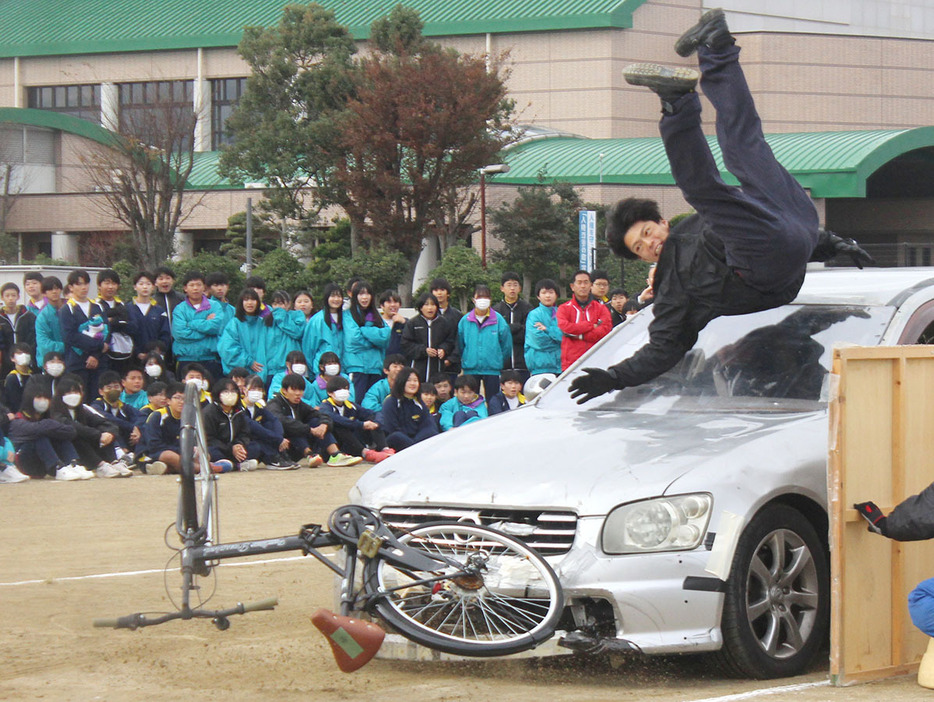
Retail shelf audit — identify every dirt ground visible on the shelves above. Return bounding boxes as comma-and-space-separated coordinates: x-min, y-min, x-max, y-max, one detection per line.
0, 465, 927, 701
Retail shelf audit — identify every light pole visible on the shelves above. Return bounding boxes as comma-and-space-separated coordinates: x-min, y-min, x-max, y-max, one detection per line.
478, 163, 510, 268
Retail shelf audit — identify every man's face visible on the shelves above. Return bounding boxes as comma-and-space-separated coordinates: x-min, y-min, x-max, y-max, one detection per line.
501, 379, 522, 399
1, 288, 18, 310
210, 283, 229, 300
183, 371, 203, 385
46, 287, 62, 304
283, 386, 304, 404
431, 288, 449, 306
455, 386, 478, 404
24, 279, 42, 300
537, 289, 557, 307
98, 279, 118, 301
435, 380, 452, 402
122, 370, 144, 394
168, 392, 185, 416
381, 298, 400, 316
150, 392, 168, 409
592, 278, 609, 299
134, 277, 153, 298
386, 362, 405, 384
610, 294, 628, 312
570, 274, 592, 302
184, 279, 204, 300
155, 274, 175, 292
501, 279, 521, 303
70, 279, 90, 302
623, 219, 670, 263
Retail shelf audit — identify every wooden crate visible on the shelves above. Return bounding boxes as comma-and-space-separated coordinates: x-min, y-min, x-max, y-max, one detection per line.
829, 345, 934, 685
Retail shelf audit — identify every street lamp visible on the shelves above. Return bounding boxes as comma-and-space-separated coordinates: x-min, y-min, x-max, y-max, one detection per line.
479, 163, 510, 268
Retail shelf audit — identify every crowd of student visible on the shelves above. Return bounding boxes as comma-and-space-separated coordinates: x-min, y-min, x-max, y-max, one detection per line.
0, 265, 644, 484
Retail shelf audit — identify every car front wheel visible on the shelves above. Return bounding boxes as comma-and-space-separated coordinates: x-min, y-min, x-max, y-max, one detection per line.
714, 504, 829, 679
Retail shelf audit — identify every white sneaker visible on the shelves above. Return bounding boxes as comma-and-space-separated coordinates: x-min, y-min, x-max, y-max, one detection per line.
56, 464, 85, 481
96, 462, 122, 479
111, 460, 134, 477
145, 461, 168, 475
71, 463, 95, 480
238, 459, 259, 472
0, 464, 30, 483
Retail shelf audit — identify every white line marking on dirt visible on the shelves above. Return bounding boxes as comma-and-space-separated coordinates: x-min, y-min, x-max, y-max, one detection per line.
691, 680, 830, 701
0, 555, 309, 587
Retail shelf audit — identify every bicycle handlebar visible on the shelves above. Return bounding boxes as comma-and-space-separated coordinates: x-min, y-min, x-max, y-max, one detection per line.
241, 597, 278, 613
93, 597, 279, 630
93, 613, 143, 629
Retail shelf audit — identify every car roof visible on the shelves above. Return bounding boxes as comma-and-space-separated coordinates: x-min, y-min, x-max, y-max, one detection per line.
795, 266, 934, 307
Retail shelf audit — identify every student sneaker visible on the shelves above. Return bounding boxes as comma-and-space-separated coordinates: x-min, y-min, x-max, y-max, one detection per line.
362, 449, 391, 464
111, 460, 134, 477
72, 463, 96, 480
210, 460, 235, 474
145, 461, 168, 476
96, 462, 123, 479
266, 456, 299, 471
0, 463, 30, 483
298, 455, 324, 469
238, 459, 259, 472
56, 463, 90, 481
327, 453, 363, 467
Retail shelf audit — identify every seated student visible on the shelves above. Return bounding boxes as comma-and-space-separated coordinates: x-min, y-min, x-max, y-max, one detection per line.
179, 362, 212, 405
306, 352, 354, 407
91, 370, 142, 463
440, 374, 489, 431
0, 431, 28, 483
318, 375, 393, 464
265, 290, 306, 379
119, 367, 148, 410
51, 374, 132, 478
9, 376, 86, 480
142, 349, 176, 385
524, 278, 563, 377
265, 373, 361, 468
361, 353, 406, 413
380, 368, 438, 451
419, 382, 441, 430
267, 350, 317, 403
487, 369, 528, 415
35, 276, 66, 364
41, 351, 66, 397
128, 270, 172, 365
429, 372, 453, 406
203, 379, 257, 472
229, 366, 251, 395
135, 380, 167, 427
2, 343, 34, 412
241, 375, 295, 470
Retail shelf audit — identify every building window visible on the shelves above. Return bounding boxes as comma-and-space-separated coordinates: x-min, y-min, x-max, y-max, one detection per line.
211, 78, 247, 149
117, 80, 195, 149
26, 84, 102, 123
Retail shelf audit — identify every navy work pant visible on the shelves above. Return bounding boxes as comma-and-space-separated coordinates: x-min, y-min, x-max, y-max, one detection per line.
660, 45, 819, 293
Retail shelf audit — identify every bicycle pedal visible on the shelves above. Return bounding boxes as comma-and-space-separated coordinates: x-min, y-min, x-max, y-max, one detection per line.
357, 529, 385, 559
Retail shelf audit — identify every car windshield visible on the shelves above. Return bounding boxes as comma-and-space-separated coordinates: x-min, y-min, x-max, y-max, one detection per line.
539, 304, 895, 413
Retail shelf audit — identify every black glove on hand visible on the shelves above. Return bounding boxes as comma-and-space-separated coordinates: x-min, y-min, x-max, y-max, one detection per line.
811, 230, 874, 269
854, 501, 888, 536
569, 367, 620, 404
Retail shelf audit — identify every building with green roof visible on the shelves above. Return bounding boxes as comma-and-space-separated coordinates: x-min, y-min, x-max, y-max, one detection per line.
1, 0, 934, 267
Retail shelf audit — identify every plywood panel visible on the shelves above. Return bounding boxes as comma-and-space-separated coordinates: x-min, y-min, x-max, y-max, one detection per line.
830, 346, 934, 685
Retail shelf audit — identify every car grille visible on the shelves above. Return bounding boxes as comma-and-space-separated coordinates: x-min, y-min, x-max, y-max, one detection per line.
379, 506, 577, 556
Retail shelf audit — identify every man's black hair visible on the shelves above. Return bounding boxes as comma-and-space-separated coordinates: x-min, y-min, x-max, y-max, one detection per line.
181, 362, 208, 380
98, 370, 121, 388
122, 366, 144, 379
501, 271, 520, 285
590, 269, 609, 283
181, 270, 204, 286
383, 353, 406, 370
429, 372, 451, 387
499, 369, 522, 384
245, 275, 266, 290
0, 282, 19, 295
23, 271, 43, 284
147, 381, 168, 397
97, 269, 120, 285
166, 381, 187, 399
229, 367, 250, 381
535, 278, 559, 295
453, 374, 480, 393
41, 276, 63, 293
610, 287, 629, 299
572, 270, 592, 282
154, 265, 176, 279
606, 197, 663, 260
42, 350, 64, 364
379, 289, 401, 305
326, 375, 350, 393
66, 269, 90, 286
419, 382, 436, 395
133, 270, 154, 285
473, 284, 492, 298
280, 373, 307, 392
11, 341, 32, 357
205, 271, 229, 287
429, 277, 451, 293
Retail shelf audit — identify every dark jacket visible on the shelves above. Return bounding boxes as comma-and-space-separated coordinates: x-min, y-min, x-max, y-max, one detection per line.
265, 393, 332, 439
243, 401, 284, 445
487, 391, 527, 416
436, 306, 463, 374
127, 299, 172, 359
380, 395, 438, 444
96, 297, 133, 362
90, 397, 141, 444
143, 407, 183, 455
318, 397, 377, 433
9, 412, 77, 446
203, 402, 250, 452
401, 314, 456, 382
50, 401, 120, 445
2, 369, 33, 413
493, 299, 531, 372
606, 215, 805, 389
58, 299, 110, 372
0, 305, 37, 357
882, 482, 934, 541
153, 289, 186, 332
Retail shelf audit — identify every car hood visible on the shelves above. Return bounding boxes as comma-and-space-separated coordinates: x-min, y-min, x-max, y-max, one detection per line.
354, 403, 827, 516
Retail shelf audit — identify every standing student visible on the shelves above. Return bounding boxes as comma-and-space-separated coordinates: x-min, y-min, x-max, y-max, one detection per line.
153, 266, 185, 368
439, 374, 489, 431
487, 369, 528, 415
380, 368, 438, 451
379, 290, 406, 358
401, 293, 455, 382
524, 278, 563, 377
128, 271, 172, 365
343, 282, 391, 403
172, 271, 225, 381
302, 283, 345, 371
205, 271, 236, 331
493, 271, 531, 384
59, 269, 110, 399
430, 277, 462, 380
457, 285, 511, 400
556, 270, 612, 371
218, 288, 271, 379
95, 269, 133, 376
35, 276, 65, 363
293, 291, 315, 322
264, 291, 305, 379
590, 270, 611, 304
0, 282, 37, 377
23, 272, 45, 316
607, 288, 630, 327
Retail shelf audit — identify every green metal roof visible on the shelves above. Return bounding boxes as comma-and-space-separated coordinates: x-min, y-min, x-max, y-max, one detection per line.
0, 107, 118, 148
495, 128, 934, 198
0, 0, 646, 59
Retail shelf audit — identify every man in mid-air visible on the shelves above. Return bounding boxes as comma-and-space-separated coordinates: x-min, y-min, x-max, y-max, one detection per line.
570, 8, 871, 404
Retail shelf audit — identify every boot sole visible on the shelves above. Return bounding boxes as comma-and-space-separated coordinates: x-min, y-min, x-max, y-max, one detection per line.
675, 7, 726, 57
623, 63, 699, 92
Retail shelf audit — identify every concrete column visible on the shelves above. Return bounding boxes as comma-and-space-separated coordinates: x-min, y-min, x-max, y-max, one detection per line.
411, 236, 440, 296
172, 229, 194, 260
193, 48, 212, 152
51, 231, 79, 263
100, 83, 119, 131
13, 57, 21, 108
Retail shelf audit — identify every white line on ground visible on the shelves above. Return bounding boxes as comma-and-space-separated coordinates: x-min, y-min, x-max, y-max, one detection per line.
690, 680, 830, 701
0, 555, 310, 587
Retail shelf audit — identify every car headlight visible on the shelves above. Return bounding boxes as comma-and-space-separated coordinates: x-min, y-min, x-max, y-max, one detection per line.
601, 494, 712, 554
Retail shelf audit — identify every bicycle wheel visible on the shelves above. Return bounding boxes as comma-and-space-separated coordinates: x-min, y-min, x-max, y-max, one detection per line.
364, 522, 563, 657
177, 383, 214, 541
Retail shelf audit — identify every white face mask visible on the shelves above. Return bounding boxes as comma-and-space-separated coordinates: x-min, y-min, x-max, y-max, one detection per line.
247, 390, 264, 404
46, 362, 64, 377
145, 364, 162, 378
13, 353, 30, 366
324, 364, 340, 377
219, 391, 239, 407
332, 389, 351, 403
474, 298, 491, 311
63, 393, 82, 408
198, 380, 210, 392
290, 364, 307, 376
33, 398, 50, 413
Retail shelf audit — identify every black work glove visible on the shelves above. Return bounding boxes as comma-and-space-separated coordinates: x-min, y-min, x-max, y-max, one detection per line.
811, 230, 875, 269
854, 501, 888, 536
569, 367, 621, 404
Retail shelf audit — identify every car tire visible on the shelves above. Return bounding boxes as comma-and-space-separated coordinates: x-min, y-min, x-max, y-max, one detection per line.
714, 504, 829, 679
